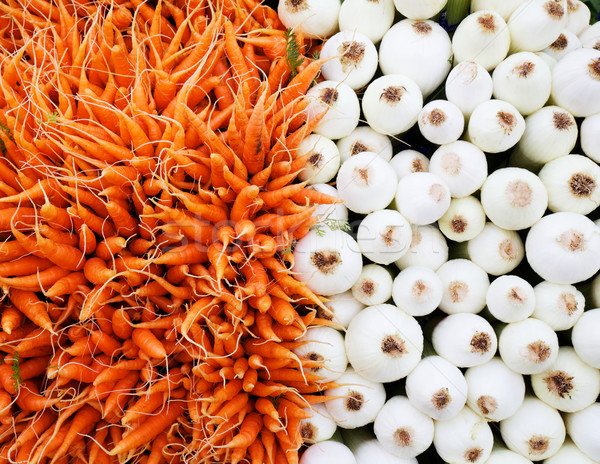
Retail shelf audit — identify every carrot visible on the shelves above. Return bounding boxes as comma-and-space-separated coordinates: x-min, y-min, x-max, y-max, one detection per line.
79, 285, 116, 321
242, 368, 258, 393
0, 306, 22, 335
106, 200, 138, 238
0, 256, 52, 277
120, 391, 164, 425
78, 223, 96, 255
111, 308, 133, 340
45, 271, 88, 298
263, 413, 285, 433
108, 401, 186, 455
83, 257, 117, 285
35, 231, 85, 272
219, 412, 262, 449
278, 56, 328, 109
0, 240, 27, 262
230, 185, 261, 222
9, 289, 53, 332
89, 331, 121, 357
0, 207, 37, 232
95, 236, 127, 261
254, 313, 280, 342
268, 297, 296, 326
260, 368, 322, 383
52, 404, 102, 460
132, 328, 167, 359
103, 370, 139, 419
248, 438, 266, 464
0, 265, 72, 292
242, 86, 268, 174
210, 392, 250, 424
38, 224, 80, 247
15, 381, 62, 411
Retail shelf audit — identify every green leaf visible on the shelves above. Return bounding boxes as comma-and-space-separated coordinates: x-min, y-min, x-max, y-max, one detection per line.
284, 29, 304, 78
11, 352, 23, 391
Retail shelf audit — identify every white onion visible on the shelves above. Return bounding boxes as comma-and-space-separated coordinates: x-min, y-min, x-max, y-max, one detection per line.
345, 304, 424, 383
336, 126, 393, 164
500, 397, 566, 461
336, 151, 398, 214
432, 313, 497, 367
320, 30, 379, 90
565, 403, 600, 461
508, 0, 568, 52
480, 167, 548, 231
305, 80, 360, 139
392, 266, 443, 317
509, 105, 578, 170
345, 429, 419, 464
466, 100, 526, 153
465, 357, 526, 421
395, 172, 451, 225
544, 438, 598, 464
433, 406, 494, 464
325, 368, 386, 429
580, 113, 600, 162
297, 134, 341, 184
293, 229, 362, 296
351, 264, 393, 306
531, 346, 600, 413
543, 29, 582, 60
470, 0, 528, 20
405, 355, 468, 421
436, 259, 490, 314
571, 308, 600, 368
395, 225, 449, 271
539, 154, 600, 215
452, 11, 511, 71
320, 290, 365, 329
299, 441, 357, 464
438, 196, 486, 242
338, 0, 396, 44
551, 47, 600, 117
464, 222, 525, 276
486, 275, 536, 323
498, 318, 559, 374
362, 74, 423, 135
299, 403, 338, 444
356, 209, 412, 265
485, 447, 534, 464
374, 396, 434, 458
379, 20, 452, 96
428, 141, 488, 198
567, 0, 592, 35
525, 212, 600, 285
531, 281, 585, 330
310, 184, 348, 224
293, 327, 348, 383
492, 52, 552, 115
417, 100, 464, 145
277, 0, 341, 39
392, 0, 448, 19
445, 61, 494, 117
389, 150, 430, 180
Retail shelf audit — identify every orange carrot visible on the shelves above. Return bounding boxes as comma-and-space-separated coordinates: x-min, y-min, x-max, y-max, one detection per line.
9, 289, 53, 332
108, 401, 186, 455
132, 328, 167, 359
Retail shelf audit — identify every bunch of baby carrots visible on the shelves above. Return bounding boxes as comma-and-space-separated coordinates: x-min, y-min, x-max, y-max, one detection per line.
0, 0, 338, 463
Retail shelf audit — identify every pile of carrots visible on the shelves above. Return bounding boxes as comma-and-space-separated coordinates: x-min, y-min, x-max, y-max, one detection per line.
0, 0, 339, 463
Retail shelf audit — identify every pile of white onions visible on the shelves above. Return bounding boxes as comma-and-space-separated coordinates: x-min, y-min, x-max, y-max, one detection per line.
277, 0, 600, 462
